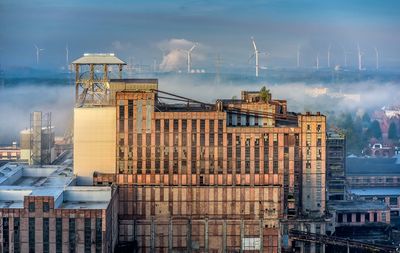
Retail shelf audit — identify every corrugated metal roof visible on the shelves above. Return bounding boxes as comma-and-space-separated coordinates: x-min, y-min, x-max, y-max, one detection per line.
347, 157, 400, 175
329, 200, 388, 211
349, 187, 400, 196
72, 53, 126, 65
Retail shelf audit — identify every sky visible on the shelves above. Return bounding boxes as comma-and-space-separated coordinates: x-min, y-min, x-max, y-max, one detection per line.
1, 0, 400, 71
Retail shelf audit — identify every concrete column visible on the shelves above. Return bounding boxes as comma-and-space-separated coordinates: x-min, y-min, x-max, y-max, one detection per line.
205, 218, 209, 253
151, 217, 155, 252
168, 218, 173, 253
222, 220, 227, 253
240, 219, 244, 253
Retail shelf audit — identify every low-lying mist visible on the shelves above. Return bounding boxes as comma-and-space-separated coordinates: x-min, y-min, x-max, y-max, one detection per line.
0, 75, 398, 146
0, 84, 74, 145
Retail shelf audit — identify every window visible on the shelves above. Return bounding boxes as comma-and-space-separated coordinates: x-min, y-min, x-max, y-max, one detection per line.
96, 218, 102, 253
14, 218, 20, 253
346, 214, 352, 223
43, 218, 49, 253
69, 218, 76, 253
356, 213, 361, 222
273, 134, 278, 174
84, 218, 91, 253
365, 213, 370, 222
390, 197, 398, 206
263, 134, 269, 173
164, 120, 170, 132
192, 120, 197, 132
43, 202, 50, 212
382, 212, 387, 222
29, 218, 35, 253
128, 100, 133, 118
56, 218, 62, 253
3, 218, 9, 253
182, 119, 187, 132
28, 202, 35, 212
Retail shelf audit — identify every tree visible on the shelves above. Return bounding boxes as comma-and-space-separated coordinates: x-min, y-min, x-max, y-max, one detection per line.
388, 122, 398, 140
367, 120, 382, 139
362, 113, 371, 123
260, 86, 270, 102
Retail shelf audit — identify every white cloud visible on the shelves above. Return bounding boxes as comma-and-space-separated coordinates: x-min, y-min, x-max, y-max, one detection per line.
158, 39, 204, 71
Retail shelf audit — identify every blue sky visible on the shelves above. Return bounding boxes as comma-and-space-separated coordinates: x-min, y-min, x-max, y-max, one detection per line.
1, 0, 399, 70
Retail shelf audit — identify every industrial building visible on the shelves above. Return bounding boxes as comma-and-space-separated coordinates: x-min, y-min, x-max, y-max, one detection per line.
0, 162, 118, 253
0, 142, 20, 162
326, 131, 346, 201
72, 53, 327, 252
20, 111, 56, 165
347, 156, 400, 188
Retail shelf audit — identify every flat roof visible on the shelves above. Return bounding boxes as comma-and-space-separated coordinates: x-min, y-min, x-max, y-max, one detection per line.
350, 187, 400, 196
0, 163, 75, 187
0, 186, 112, 210
72, 53, 126, 65
110, 78, 158, 84
329, 200, 388, 212
347, 157, 400, 176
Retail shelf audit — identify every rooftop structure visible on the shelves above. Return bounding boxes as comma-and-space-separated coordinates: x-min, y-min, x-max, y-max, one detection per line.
72, 53, 126, 65
72, 53, 126, 107
19, 111, 55, 165
0, 162, 74, 187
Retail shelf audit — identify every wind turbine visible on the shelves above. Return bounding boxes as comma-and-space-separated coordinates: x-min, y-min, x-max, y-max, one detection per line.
186, 43, 198, 73
316, 53, 320, 70
66, 44, 69, 72
357, 43, 364, 71
250, 37, 260, 77
374, 47, 379, 70
327, 44, 332, 68
249, 37, 269, 77
34, 44, 44, 65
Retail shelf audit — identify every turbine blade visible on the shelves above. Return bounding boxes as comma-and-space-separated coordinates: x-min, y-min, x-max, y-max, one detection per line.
248, 53, 255, 62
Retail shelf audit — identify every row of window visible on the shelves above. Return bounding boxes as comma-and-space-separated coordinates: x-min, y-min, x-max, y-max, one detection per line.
1, 217, 102, 253
28, 201, 49, 212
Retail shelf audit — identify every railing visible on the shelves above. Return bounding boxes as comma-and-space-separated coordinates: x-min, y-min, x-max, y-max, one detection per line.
289, 229, 398, 252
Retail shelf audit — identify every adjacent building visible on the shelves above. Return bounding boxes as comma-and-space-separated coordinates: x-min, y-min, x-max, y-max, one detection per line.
0, 162, 118, 253
326, 131, 346, 201
0, 142, 20, 162
20, 112, 55, 165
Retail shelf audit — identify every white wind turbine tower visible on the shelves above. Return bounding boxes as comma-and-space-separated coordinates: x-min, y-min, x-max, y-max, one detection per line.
186, 43, 198, 73
34, 44, 44, 65
316, 53, 320, 70
374, 47, 379, 70
248, 37, 270, 77
357, 43, 364, 71
250, 37, 260, 77
66, 44, 70, 72
327, 44, 332, 68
